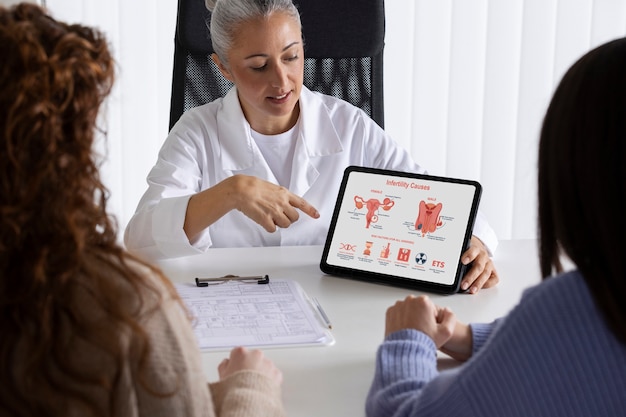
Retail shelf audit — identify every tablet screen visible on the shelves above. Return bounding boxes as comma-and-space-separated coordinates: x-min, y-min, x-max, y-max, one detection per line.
320, 166, 482, 293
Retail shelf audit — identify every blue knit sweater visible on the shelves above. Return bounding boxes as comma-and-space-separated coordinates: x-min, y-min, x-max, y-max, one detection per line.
366, 270, 626, 417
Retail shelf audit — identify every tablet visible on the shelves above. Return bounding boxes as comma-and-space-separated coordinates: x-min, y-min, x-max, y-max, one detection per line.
320, 166, 482, 294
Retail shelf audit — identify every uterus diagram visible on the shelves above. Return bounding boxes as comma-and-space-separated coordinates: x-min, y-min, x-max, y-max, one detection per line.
354, 195, 395, 228
415, 201, 443, 236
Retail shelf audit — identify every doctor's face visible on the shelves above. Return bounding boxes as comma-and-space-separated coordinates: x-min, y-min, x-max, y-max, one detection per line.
213, 12, 304, 135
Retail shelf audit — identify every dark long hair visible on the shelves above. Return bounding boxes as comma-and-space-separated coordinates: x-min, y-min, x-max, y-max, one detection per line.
0, 4, 185, 415
538, 37, 626, 344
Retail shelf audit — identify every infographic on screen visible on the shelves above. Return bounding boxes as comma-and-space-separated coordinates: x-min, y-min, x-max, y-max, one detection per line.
324, 169, 479, 287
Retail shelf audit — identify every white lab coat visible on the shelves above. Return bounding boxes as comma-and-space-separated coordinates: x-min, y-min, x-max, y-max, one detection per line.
124, 86, 498, 259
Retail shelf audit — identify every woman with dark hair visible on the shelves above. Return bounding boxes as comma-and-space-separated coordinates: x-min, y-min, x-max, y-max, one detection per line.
365, 37, 626, 417
0, 3, 284, 416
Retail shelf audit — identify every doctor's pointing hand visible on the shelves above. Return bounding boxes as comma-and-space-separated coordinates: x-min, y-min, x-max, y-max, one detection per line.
184, 174, 320, 239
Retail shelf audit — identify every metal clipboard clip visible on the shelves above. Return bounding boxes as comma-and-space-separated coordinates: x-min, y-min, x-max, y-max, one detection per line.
195, 274, 270, 287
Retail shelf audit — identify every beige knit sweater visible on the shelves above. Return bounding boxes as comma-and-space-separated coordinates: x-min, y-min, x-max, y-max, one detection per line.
13, 260, 285, 417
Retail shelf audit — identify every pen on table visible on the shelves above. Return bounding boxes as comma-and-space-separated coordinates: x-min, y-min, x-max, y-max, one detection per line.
312, 297, 333, 329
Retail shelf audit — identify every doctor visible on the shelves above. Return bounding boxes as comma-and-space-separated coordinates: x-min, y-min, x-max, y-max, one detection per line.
124, 0, 499, 293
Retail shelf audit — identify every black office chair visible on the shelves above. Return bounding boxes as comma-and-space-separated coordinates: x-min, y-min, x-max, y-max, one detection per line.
169, 0, 386, 131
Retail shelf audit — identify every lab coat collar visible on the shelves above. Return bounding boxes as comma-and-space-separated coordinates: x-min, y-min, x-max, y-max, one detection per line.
216, 89, 255, 171
298, 87, 344, 157
216, 86, 344, 172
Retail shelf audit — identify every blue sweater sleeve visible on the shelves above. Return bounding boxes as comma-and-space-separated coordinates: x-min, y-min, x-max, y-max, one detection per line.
366, 273, 626, 417
469, 319, 500, 354
366, 322, 500, 417
366, 329, 438, 417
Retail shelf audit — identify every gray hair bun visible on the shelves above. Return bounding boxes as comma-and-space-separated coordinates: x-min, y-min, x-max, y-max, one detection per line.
205, 0, 218, 12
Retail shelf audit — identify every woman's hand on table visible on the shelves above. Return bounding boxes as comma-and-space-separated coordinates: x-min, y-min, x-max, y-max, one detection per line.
218, 346, 283, 385
384, 295, 456, 348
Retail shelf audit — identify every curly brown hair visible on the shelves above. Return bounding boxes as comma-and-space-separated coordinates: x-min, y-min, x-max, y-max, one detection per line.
0, 4, 185, 416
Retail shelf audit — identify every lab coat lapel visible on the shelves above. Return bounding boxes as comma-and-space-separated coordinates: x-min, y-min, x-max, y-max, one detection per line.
216, 89, 277, 182
289, 87, 344, 196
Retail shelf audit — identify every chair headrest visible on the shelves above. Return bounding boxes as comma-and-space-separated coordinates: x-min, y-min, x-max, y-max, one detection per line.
176, 0, 385, 58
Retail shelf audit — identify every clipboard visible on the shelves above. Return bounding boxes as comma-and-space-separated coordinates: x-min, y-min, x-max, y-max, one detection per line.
175, 277, 335, 351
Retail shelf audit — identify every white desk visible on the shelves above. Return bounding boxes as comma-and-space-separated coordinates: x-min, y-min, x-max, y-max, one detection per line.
156, 239, 540, 417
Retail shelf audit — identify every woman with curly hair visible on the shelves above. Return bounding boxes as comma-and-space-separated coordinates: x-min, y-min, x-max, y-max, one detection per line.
0, 3, 284, 416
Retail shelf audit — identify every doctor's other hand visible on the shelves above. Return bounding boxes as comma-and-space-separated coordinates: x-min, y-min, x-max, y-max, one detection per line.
385, 295, 456, 348
218, 346, 283, 385
460, 236, 499, 294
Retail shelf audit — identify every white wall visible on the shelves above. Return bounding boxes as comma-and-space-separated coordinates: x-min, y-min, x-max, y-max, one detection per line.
39, 0, 626, 243
44, 0, 178, 241
384, 0, 626, 240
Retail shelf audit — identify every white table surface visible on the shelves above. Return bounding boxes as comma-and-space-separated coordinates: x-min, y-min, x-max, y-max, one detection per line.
156, 239, 541, 417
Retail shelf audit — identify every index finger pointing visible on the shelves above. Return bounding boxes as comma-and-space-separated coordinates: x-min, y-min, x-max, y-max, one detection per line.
290, 195, 320, 219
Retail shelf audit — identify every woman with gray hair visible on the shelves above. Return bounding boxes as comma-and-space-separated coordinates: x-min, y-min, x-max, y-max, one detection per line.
125, 0, 499, 294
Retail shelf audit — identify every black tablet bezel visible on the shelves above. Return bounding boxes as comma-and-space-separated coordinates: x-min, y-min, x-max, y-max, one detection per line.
320, 166, 482, 294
